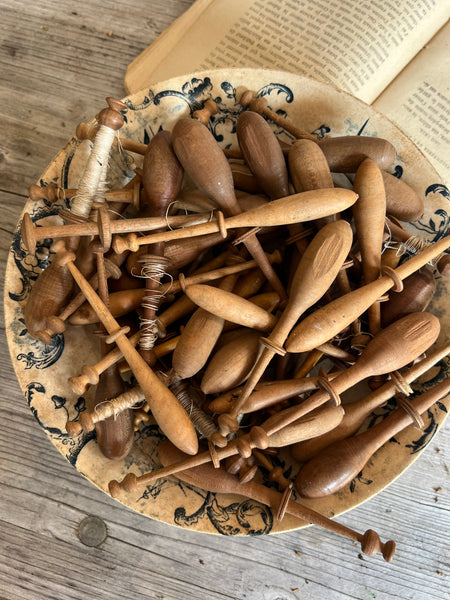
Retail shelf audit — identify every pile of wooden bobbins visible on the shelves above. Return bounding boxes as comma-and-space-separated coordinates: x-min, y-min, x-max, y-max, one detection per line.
22, 91, 450, 562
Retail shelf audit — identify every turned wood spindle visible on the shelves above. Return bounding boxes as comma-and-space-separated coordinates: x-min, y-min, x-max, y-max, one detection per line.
170, 273, 239, 382
236, 109, 312, 257
171, 116, 288, 303
70, 98, 127, 220
214, 220, 353, 441
68, 332, 179, 396
69, 250, 282, 326
59, 251, 198, 455
295, 376, 450, 498
112, 187, 357, 254
263, 312, 441, 441
34, 257, 122, 344
287, 138, 356, 327
21, 208, 212, 257
285, 234, 450, 354
290, 340, 450, 462
108, 400, 345, 497
159, 441, 397, 561
24, 239, 76, 341
138, 130, 184, 363
352, 158, 387, 337
239, 90, 319, 143
29, 179, 141, 210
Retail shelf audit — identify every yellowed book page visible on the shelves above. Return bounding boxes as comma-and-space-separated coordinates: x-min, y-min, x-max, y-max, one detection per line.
125, 0, 216, 94
374, 21, 450, 184
125, 0, 449, 104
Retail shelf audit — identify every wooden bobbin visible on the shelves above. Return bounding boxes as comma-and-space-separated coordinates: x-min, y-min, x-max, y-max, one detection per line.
192, 99, 219, 125
155, 441, 397, 562
239, 90, 319, 142
29, 179, 141, 210
381, 266, 404, 292
290, 341, 450, 463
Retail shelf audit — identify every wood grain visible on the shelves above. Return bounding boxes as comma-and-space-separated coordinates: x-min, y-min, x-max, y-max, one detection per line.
0, 2, 448, 599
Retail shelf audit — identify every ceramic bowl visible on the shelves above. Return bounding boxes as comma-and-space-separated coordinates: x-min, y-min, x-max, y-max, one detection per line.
5, 68, 449, 536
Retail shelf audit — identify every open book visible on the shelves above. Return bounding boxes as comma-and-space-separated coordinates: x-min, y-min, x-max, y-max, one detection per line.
124, 0, 450, 184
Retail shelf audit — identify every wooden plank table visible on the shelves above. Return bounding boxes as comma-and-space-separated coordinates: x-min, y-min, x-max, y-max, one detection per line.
0, 2, 448, 598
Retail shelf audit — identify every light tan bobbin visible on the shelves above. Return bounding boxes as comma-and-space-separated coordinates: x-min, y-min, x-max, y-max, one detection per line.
212, 220, 353, 444
68, 251, 283, 326
268, 312, 441, 442
108, 400, 345, 498
29, 179, 141, 209
21, 208, 212, 257
285, 233, 450, 354
112, 187, 358, 254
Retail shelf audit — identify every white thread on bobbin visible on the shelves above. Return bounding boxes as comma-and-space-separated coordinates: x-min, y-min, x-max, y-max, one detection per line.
384, 234, 443, 267
94, 386, 145, 423
114, 131, 136, 170
164, 201, 189, 230
71, 124, 116, 219
137, 258, 173, 350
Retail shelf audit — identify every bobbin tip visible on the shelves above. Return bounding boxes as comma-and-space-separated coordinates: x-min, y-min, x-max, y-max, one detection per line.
76, 122, 95, 141
34, 329, 53, 346
239, 90, 255, 108
361, 529, 396, 561
79, 411, 96, 433
108, 479, 122, 498
68, 376, 88, 397
382, 540, 396, 562
218, 413, 240, 436
20, 213, 36, 256
121, 472, 139, 494
66, 420, 83, 437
